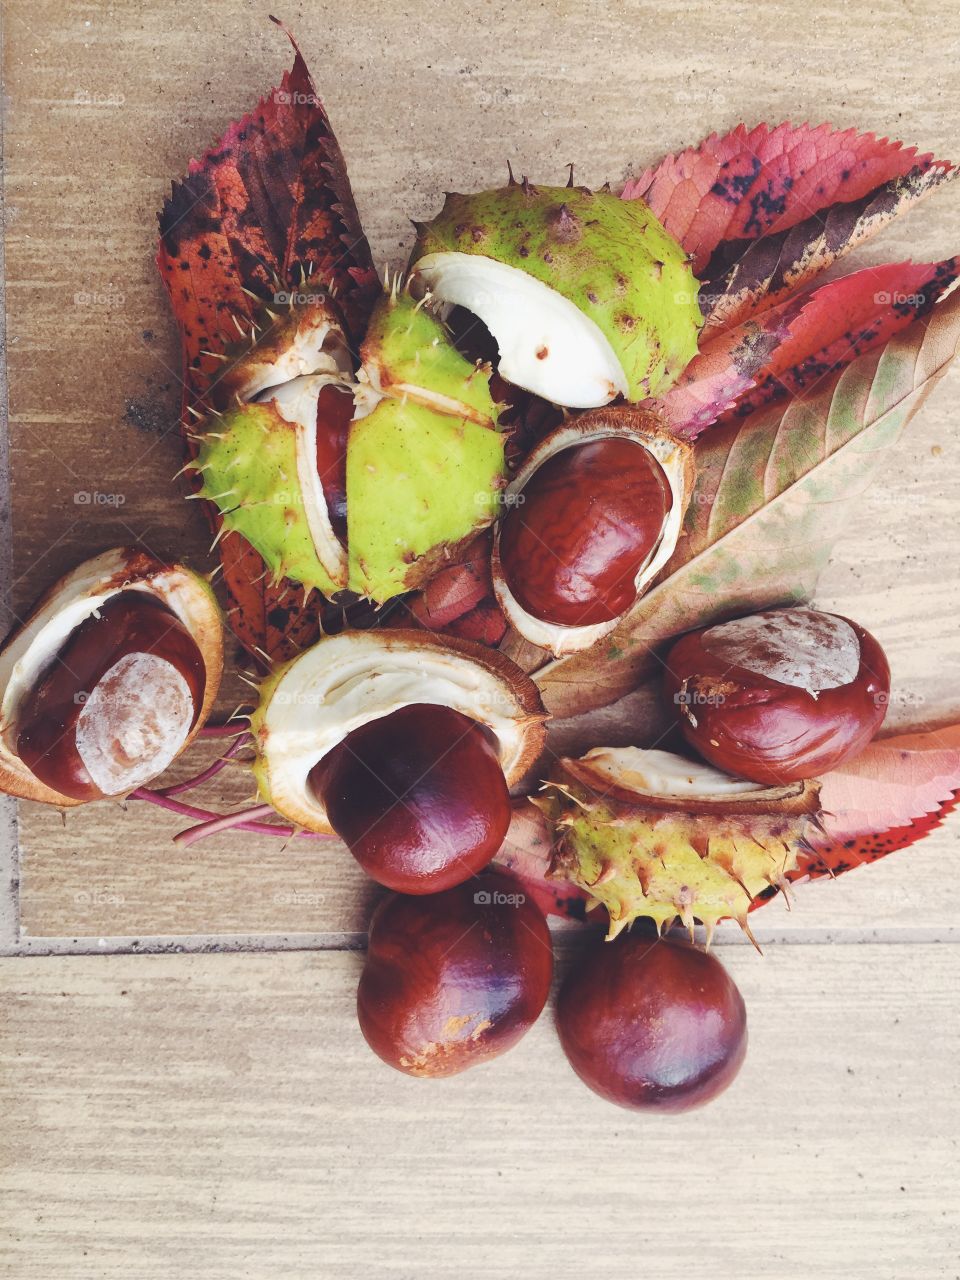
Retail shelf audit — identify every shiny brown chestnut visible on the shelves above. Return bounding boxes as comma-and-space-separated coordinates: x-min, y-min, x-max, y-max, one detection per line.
499, 435, 672, 628
358, 871, 553, 1076
556, 932, 747, 1112
663, 608, 891, 784
309, 702, 512, 893
16, 591, 207, 802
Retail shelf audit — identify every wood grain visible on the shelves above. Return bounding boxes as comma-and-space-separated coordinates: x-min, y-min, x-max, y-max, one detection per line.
3, 0, 960, 939
1, 945, 958, 1279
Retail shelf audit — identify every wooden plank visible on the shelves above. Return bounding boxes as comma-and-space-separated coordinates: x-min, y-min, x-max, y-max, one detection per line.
1, 945, 958, 1278
5, 0, 960, 939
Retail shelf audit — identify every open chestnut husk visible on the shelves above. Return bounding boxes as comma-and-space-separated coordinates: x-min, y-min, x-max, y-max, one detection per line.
556, 931, 747, 1112
0, 548, 223, 805
250, 630, 547, 889
664, 608, 891, 783
358, 871, 553, 1076
492, 407, 693, 656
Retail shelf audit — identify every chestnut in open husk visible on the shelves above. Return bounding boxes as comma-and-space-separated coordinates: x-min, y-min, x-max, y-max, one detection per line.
250, 631, 547, 888
358, 871, 553, 1076
0, 548, 223, 805
492, 407, 693, 656
556, 932, 747, 1112
309, 702, 511, 893
664, 608, 891, 784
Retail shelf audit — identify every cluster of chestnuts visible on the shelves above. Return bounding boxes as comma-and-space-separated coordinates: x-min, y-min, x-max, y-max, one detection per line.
0, 531, 893, 1112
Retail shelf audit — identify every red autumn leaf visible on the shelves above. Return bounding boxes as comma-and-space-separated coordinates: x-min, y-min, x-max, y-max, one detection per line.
655, 258, 960, 438
801, 723, 960, 878
624, 122, 946, 275
720, 258, 960, 422
157, 22, 378, 663
649, 291, 802, 439
700, 163, 956, 334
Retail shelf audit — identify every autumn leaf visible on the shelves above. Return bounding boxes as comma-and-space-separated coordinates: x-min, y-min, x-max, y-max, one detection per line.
721, 258, 959, 421
623, 122, 949, 275
649, 291, 802, 438
157, 22, 378, 663
530, 287, 960, 719
655, 258, 959, 438
701, 163, 955, 333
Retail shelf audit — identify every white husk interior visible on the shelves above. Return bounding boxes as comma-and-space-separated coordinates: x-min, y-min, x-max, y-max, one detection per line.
414, 252, 627, 408
258, 632, 532, 824
576, 746, 770, 799
235, 313, 351, 401
260, 374, 351, 586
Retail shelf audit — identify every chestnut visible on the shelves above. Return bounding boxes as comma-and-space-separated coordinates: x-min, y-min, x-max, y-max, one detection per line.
314, 379, 353, 542
663, 608, 891, 784
309, 702, 512, 893
16, 591, 207, 802
499, 435, 672, 628
358, 871, 553, 1076
556, 932, 747, 1112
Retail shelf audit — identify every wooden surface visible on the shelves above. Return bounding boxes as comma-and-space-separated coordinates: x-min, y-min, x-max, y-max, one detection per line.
2, 0, 960, 1274
1, 945, 958, 1279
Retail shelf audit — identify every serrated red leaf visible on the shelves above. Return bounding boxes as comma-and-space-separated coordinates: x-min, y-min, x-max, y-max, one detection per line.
657, 259, 960, 438
721, 258, 960, 421
700, 164, 956, 334
649, 291, 802, 438
624, 122, 944, 275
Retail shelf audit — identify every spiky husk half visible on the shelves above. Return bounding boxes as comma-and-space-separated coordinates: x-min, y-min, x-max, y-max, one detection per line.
190, 389, 349, 596
542, 749, 822, 943
410, 180, 702, 406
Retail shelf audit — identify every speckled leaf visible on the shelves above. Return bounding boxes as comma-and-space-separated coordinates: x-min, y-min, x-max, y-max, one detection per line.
701, 162, 955, 334
531, 287, 960, 720
649, 291, 802, 438
623, 122, 947, 275
157, 23, 378, 663
723, 258, 959, 421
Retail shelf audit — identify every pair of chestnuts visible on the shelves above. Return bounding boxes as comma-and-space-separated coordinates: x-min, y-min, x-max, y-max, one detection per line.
358, 870, 747, 1112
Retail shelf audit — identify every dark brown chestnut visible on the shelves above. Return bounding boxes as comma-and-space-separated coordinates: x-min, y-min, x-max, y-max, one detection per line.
499, 435, 672, 627
16, 590, 207, 801
556, 932, 747, 1112
358, 871, 553, 1076
663, 608, 891, 784
314, 380, 352, 542
309, 702, 512, 893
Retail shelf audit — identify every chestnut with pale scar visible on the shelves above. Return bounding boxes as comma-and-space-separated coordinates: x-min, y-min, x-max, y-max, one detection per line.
0, 548, 223, 806
664, 608, 891, 784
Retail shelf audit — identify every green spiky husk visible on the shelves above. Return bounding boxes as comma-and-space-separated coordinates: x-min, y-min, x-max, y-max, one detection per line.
192, 401, 340, 595
361, 289, 498, 425
412, 183, 702, 399
346, 397, 505, 601
543, 773, 821, 940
